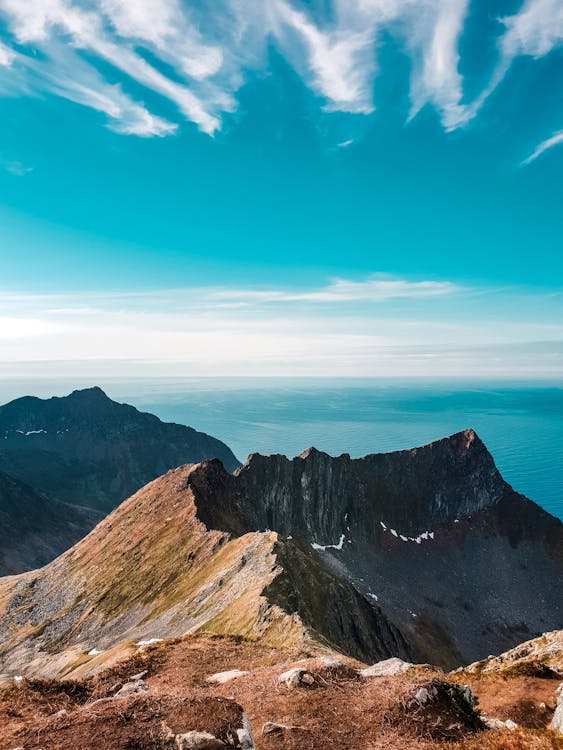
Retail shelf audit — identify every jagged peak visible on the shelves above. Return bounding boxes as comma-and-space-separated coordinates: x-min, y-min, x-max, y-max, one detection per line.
239, 429, 485, 471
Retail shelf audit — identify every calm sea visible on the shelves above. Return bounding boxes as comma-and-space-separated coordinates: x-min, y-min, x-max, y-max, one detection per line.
1, 378, 562, 520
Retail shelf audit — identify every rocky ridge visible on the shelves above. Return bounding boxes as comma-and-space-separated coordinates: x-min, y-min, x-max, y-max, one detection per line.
0, 386, 240, 512
0, 429, 560, 681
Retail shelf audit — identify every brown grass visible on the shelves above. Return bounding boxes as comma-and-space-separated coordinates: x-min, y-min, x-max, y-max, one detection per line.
1, 634, 561, 750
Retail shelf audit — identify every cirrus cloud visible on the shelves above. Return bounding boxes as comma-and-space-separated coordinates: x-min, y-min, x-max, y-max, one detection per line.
0, 0, 560, 161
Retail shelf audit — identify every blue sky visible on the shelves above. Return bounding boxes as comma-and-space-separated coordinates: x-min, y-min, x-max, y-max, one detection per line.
0, 0, 562, 377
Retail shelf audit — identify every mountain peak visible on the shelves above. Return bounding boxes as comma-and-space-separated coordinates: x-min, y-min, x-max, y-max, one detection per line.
69, 386, 110, 400
66, 386, 113, 406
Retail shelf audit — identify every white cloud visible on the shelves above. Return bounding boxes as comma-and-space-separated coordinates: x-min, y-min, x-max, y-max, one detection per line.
0, 0, 560, 153
0, 41, 14, 66
404, 0, 471, 130
470, 0, 563, 132
522, 130, 563, 165
1, 158, 33, 176
212, 275, 459, 303
0, 317, 62, 339
273, 1, 378, 114
1, 279, 563, 376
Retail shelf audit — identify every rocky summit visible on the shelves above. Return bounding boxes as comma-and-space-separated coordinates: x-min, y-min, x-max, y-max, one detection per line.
0, 387, 240, 513
0, 429, 560, 685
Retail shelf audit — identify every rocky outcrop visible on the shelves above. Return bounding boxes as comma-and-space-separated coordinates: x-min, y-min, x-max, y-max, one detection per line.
0, 387, 240, 512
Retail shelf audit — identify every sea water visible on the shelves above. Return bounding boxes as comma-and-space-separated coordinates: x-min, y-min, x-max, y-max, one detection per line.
1, 378, 561, 520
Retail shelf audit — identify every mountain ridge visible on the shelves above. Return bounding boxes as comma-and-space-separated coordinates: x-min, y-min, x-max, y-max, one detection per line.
0, 386, 240, 513
0, 429, 560, 680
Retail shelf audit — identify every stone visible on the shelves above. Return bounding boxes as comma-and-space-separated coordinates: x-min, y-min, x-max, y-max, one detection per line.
360, 657, 414, 677
129, 670, 148, 681
114, 679, 148, 698
237, 714, 255, 750
174, 731, 224, 750
483, 716, 519, 731
550, 683, 563, 734
205, 669, 249, 685
277, 667, 315, 689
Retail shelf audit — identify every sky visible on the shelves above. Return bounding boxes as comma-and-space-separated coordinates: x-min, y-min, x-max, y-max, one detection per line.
0, 0, 563, 377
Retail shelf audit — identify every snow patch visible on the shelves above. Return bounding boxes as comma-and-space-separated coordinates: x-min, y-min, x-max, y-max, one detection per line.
379, 521, 436, 545
136, 638, 163, 647
311, 533, 345, 552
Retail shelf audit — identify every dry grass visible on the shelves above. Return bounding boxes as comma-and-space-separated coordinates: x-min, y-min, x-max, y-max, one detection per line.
1, 634, 561, 750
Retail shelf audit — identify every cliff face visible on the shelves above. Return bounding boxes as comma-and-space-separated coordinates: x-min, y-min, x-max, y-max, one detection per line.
0, 387, 240, 512
193, 429, 504, 540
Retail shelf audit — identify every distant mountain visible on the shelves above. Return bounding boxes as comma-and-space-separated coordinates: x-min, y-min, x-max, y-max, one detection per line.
0, 386, 240, 512
0, 470, 102, 576
0, 430, 560, 680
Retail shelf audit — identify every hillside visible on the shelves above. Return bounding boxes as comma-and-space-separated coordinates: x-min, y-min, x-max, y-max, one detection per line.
0, 386, 240, 511
0, 471, 103, 576
0, 429, 560, 682
1, 631, 562, 749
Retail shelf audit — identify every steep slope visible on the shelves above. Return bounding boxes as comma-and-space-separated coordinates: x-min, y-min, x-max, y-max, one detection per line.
0, 430, 560, 679
0, 386, 240, 511
0, 471, 103, 576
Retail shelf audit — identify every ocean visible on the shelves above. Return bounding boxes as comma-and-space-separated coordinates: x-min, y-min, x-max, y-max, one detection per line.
1, 378, 562, 520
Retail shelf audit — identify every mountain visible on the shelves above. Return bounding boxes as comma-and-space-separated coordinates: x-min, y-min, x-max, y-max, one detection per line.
0, 471, 103, 576
0, 386, 240, 511
0, 429, 560, 681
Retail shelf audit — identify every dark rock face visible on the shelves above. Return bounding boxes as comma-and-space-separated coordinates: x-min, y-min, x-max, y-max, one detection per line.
0, 387, 240, 512
0, 471, 102, 576
188, 430, 563, 668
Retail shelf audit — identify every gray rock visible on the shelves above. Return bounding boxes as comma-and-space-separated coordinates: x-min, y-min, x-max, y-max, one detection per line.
360, 657, 414, 677
277, 667, 315, 689
205, 669, 248, 685
550, 683, 563, 734
237, 714, 255, 750
114, 679, 148, 698
483, 715, 518, 731
174, 732, 224, 750
129, 670, 148, 681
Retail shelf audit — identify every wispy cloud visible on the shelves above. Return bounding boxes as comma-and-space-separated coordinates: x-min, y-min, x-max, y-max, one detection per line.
522, 130, 563, 165
1, 275, 563, 377
211, 275, 460, 304
0, 0, 559, 148
1, 157, 33, 176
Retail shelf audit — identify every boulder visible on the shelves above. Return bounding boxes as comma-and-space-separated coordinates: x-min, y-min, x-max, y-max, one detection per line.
206, 669, 249, 685
237, 714, 255, 750
114, 679, 148, 698
360, 657, 414, 677
277, 667, 315, 689
483, 716, 518, 731
174, 732, 224, 750
550, 683, 563, 734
